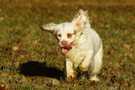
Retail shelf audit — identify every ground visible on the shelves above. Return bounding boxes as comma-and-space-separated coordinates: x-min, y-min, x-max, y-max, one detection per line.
0, 0, 135, 89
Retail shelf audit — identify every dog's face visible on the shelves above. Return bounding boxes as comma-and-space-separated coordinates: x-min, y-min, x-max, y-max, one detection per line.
56, 23, 76, 47
56, 23, 77, 54
41, 9, 89, 54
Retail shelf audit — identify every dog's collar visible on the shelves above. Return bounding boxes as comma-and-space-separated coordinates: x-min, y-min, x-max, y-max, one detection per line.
74, 31, 83, 47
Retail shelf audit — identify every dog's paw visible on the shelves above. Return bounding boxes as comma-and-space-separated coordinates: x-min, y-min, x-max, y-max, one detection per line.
90, 75, 99, 82
78, 64, 87, 72
67, 76, 75, 83
67, 72, 78, 83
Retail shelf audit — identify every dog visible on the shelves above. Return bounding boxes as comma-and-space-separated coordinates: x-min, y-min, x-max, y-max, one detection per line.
41, 9, 103, 82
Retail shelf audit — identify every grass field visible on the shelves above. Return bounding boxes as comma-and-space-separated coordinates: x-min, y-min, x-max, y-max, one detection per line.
0, 0, 135, 89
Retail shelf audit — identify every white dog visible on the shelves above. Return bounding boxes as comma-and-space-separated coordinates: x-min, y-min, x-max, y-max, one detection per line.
41, 9, 103, 82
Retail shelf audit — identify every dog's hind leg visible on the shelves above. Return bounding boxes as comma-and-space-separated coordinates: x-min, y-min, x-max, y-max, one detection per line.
89, 47, 103, 81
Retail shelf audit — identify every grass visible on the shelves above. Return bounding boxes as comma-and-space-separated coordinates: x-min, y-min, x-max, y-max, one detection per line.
0, 0, 135, 89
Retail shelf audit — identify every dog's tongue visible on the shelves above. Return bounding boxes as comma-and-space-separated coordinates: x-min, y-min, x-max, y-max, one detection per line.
62, 48, 69, 54
62, 42, 73, 54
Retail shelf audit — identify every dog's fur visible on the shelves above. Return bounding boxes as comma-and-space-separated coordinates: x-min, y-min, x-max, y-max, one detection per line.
41, 9, 103, 82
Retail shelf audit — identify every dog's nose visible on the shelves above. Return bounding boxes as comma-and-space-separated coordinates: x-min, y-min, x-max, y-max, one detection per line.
61, 41, 68, 47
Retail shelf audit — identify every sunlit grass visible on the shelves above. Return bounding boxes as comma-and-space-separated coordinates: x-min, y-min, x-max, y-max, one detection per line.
0, 0, 135, 89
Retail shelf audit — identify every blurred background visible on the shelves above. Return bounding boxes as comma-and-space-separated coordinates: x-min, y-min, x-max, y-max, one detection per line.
0, 0, 135, 89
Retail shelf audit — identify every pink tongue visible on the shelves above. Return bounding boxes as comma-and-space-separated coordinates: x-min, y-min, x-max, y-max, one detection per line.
62, 48, 69, 54
62, 42, 73, 54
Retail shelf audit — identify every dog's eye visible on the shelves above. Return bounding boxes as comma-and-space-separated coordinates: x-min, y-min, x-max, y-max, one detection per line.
67, 33, 72, 38
57, 34, 61, 38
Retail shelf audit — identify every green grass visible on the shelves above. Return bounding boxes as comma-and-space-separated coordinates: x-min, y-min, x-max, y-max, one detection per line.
0, 0, 135, 89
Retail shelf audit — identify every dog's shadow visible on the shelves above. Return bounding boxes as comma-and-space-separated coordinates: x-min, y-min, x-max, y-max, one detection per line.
20, 61, 64, 80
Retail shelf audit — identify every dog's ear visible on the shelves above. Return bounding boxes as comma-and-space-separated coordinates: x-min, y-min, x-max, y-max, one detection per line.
72, 9, 90, 31
40, 23, 57, 34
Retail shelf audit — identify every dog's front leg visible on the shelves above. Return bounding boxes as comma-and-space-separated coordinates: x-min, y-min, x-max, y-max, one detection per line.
79, 51, 94, 72
66, 60, 76, 83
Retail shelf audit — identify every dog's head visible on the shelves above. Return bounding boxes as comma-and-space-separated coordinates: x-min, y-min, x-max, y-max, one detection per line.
41, 9, 90, 54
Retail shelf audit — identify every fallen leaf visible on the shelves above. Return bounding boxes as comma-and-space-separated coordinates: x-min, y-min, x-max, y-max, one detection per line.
91, 81, 98, 86
13, 46, 18, 51
123, 44, 130, 49
52, 79, 60, 86
0, 85, 8, 90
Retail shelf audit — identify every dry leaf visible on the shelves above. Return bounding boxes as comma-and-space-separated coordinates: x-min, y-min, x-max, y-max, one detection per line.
13, 46, 18, 51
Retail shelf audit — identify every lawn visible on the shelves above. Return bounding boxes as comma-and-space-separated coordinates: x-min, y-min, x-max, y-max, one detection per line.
0, 0, 135, 89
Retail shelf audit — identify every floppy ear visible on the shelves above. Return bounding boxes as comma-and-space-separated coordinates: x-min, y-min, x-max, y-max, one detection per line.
40, 23, 57, 34
72, 9, 90, 31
